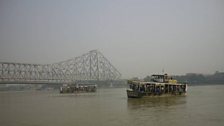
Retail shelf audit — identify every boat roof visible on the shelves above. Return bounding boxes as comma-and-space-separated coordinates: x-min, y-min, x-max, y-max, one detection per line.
151, 74, 165, 77
128, 80, 185, 86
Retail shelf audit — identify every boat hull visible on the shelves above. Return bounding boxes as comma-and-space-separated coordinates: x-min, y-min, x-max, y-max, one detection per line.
127, 90, 186, 98
126, 90, 143, 98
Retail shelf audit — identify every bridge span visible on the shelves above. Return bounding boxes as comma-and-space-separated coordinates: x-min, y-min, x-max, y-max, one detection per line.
0, 50, 121, 85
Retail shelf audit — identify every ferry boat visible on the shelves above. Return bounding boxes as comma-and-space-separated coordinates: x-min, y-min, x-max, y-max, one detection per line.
127, 74, 187, 98
60, 84, 97, 93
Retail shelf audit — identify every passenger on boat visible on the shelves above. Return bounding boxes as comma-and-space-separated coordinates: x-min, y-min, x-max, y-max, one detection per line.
156, 87, 160, 95
140, 85, 145, 93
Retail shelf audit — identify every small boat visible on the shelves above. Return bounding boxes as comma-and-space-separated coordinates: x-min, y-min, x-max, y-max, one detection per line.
60, 83, 97, 93
127, 74, 187, 98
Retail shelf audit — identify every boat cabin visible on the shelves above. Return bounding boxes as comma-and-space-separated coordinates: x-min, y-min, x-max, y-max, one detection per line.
60, 83, 97, 93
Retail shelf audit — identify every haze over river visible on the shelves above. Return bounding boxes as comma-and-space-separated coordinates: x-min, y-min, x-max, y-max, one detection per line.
0, 85, 224, 126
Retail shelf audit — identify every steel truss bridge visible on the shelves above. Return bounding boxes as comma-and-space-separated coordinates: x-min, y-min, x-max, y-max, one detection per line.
0, 50, 121, 84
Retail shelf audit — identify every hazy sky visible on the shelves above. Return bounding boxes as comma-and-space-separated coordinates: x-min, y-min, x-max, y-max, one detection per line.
0, 0, 224, 78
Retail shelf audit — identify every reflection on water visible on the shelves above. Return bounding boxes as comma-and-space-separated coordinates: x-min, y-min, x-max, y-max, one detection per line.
126, 96, 188, 126
127, 96, 187, 109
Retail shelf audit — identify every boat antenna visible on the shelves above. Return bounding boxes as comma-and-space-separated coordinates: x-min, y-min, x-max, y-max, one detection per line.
162, 68, 164, 74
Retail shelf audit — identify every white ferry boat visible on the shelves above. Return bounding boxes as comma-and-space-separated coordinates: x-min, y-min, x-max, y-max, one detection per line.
127, 74, 187, 98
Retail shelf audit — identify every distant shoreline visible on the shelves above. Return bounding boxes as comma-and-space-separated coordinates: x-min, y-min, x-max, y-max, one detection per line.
187, 83, 224, 86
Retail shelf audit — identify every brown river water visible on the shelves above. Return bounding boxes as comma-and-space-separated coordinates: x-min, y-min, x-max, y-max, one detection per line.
0, 85, 224, 126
